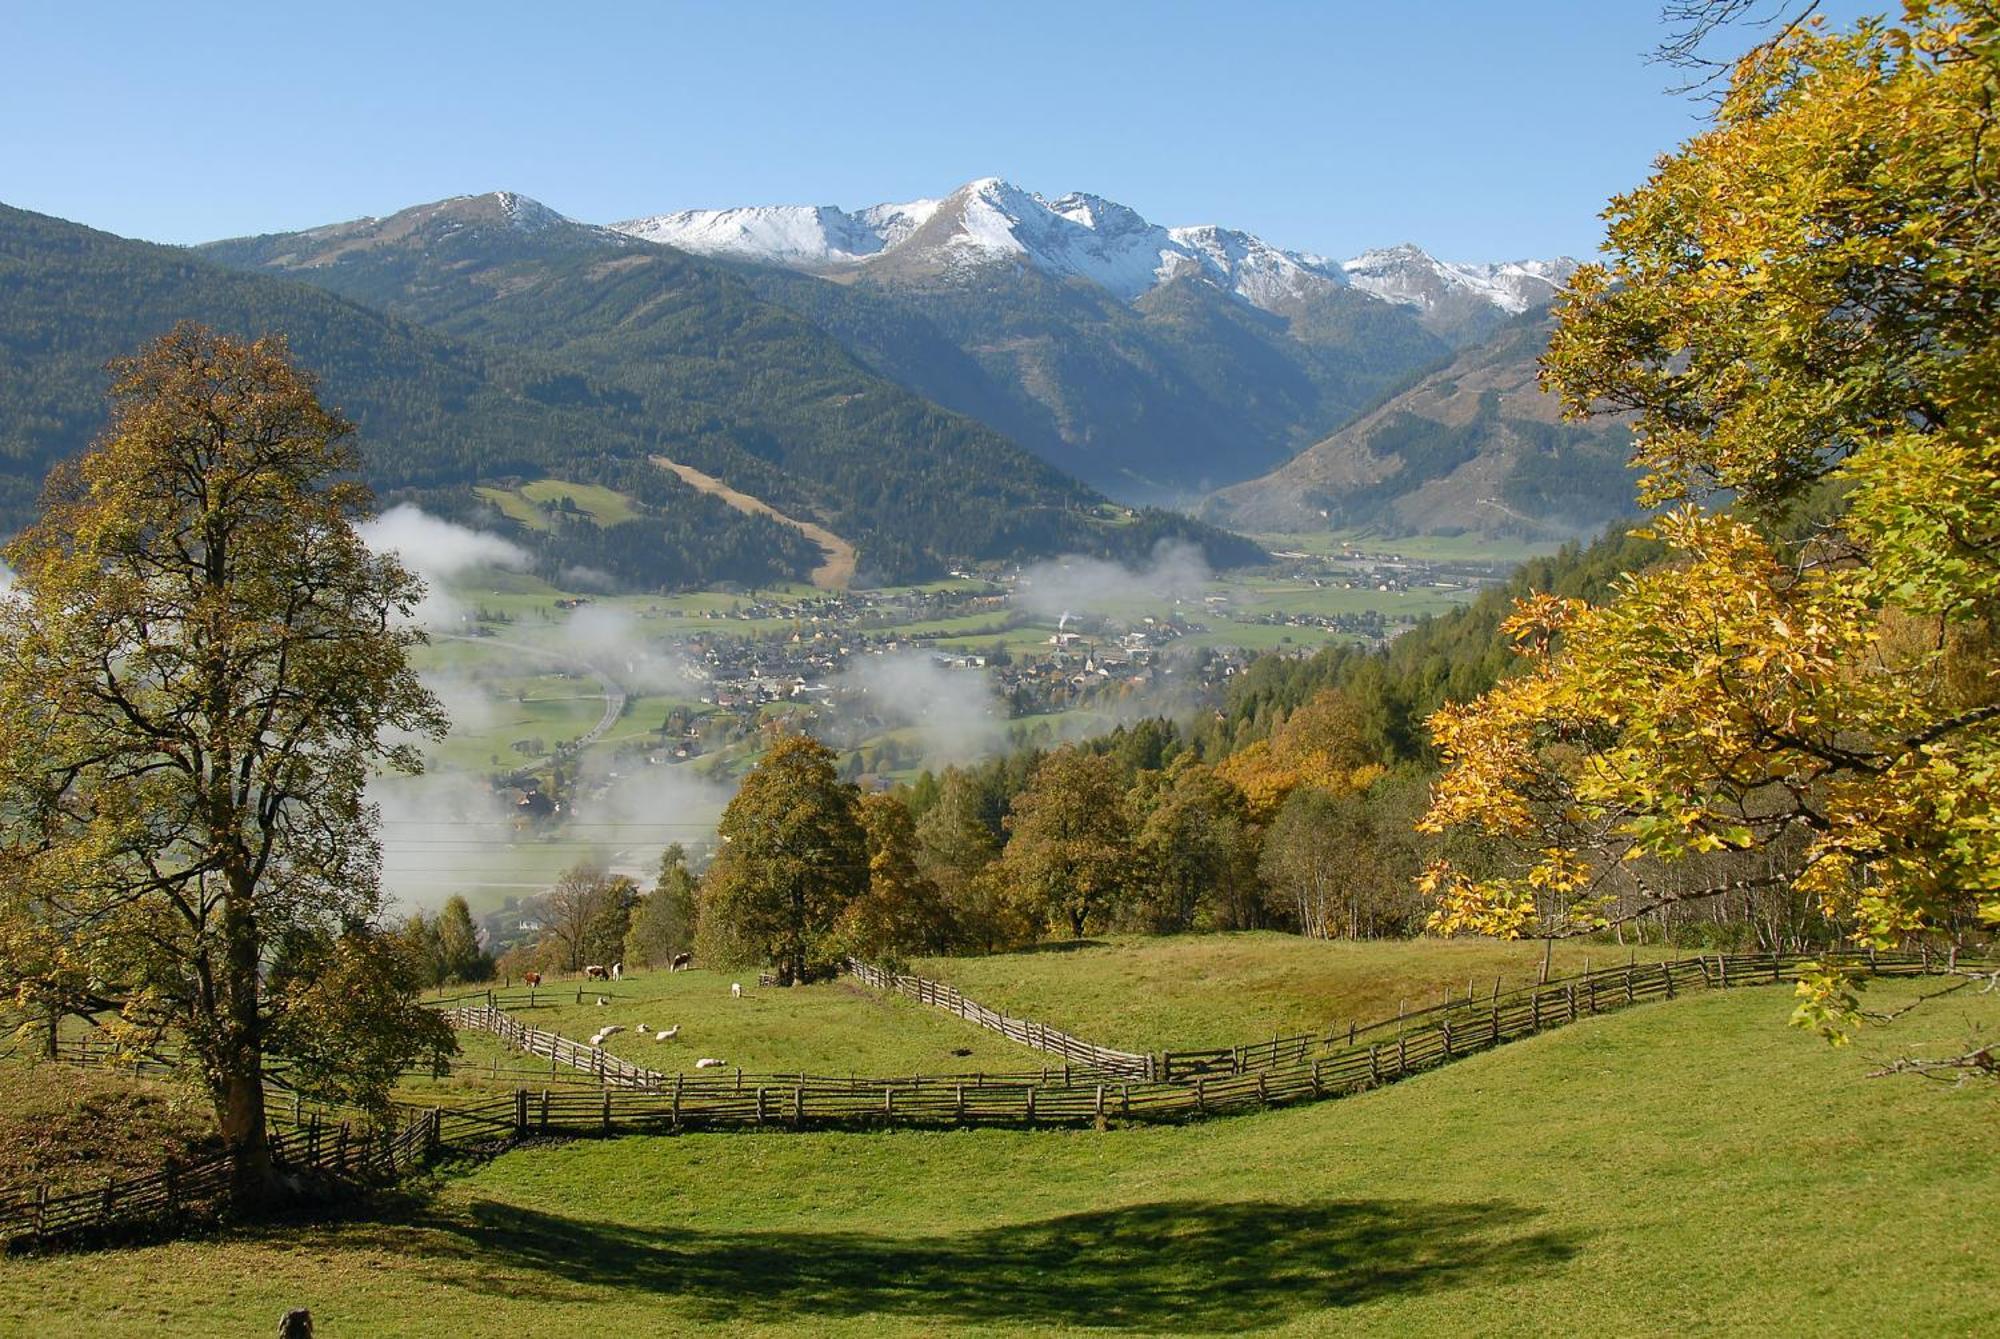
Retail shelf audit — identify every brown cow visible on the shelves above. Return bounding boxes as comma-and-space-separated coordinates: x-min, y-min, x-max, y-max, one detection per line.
523, 971, 542, 988
583, 964, 610, 981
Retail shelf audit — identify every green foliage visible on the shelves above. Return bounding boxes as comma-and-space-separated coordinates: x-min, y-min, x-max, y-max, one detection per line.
699, 734, 869, 981
626, 845, 700, 969
1128, 758, 1261, 933
998, 747, 1134, 938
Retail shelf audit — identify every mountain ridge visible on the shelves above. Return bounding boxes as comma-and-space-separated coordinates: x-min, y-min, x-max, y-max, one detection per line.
614, 178, 1575, 336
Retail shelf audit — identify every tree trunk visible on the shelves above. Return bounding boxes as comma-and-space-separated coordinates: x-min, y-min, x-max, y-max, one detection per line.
219, 879, 272, 1210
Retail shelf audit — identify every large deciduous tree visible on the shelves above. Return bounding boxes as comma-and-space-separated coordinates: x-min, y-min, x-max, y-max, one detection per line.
1418, 4, 2000, 1054
0, 324, 452, 1200
699, 733, 867, 983
999, 746, 1133, 939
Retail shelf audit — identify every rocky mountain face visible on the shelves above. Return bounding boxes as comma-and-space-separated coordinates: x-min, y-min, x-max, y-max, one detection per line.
1203, 310, 1635, 540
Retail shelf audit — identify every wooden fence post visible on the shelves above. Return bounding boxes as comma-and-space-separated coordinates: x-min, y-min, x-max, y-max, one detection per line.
539, 1089, 550, 1134
514, 1088, 528, 1135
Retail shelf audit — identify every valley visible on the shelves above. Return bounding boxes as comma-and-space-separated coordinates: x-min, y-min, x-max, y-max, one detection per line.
376, 525, 1538, 924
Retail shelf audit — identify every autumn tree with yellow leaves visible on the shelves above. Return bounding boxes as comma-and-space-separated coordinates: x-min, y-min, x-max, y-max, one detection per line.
1418, 3, 2000, 1063
0, 325, 454, 1201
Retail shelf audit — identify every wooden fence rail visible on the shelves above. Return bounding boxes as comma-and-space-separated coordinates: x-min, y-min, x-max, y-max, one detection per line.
0, 1106, 445, 1252
10, 949, 1968, 1253
842, 958, 1158, 1080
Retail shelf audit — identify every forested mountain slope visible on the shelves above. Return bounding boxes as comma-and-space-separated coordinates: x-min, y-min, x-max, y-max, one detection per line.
201, 193, 1261, 578
0, 201, 822, 589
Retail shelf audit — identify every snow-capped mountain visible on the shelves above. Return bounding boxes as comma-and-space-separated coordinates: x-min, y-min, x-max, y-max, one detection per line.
614, 178, 1570, 322
1342, 243, 1577, 315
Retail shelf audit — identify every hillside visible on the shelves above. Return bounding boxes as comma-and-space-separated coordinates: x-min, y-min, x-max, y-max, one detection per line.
814, 264, 1447, 503
7, 982, 1992, 1334
0, 202, 821, 590
199, 193, 1261, 579
1204, 310, 1637, 538
616, 179, 1572, 502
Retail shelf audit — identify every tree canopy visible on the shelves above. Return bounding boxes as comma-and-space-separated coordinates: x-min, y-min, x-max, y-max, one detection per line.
1418, 3, 2000, 1050
0, 324, 454, 1197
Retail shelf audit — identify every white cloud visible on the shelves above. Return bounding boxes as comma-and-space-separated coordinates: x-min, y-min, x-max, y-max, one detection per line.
1014, 540, 1211, 623
830, 650, 1005, 766
357, 504, 531, 629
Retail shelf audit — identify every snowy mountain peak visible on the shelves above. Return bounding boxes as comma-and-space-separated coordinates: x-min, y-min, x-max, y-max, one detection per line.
1343, 244, 1577, 315
611, 181, 1569, 321
490, 191, 567, 232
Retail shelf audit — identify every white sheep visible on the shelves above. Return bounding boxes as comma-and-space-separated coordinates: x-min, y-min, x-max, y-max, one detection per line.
654, 1026, 679, 1042
731, 982, 743, 999
595, 995, 608, 1007
695, 1057, 725, 1069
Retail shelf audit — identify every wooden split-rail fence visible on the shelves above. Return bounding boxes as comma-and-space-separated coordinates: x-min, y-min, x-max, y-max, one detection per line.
10, 949, 1969, 1252
440, 1005, 671, 1089
440, 951, 1965, 1140
0, 1105, 448, 1253
843, 958, 1159, 1080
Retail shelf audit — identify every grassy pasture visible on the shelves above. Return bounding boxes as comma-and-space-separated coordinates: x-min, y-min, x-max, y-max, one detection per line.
912, 933, 1683, 1051
420, 968, 1036, 1084
473, 479, 642, 532
8, 982, 1995, 1336
0, 1066, 216, 1198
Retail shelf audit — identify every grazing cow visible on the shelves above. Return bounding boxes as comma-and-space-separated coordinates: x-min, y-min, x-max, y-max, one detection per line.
695, 1057, 725, 1069
611, 962, 622, 981
731, 982, 743, 999
670, 953, 692, 972
523, 971, 542, 988
654, 1026, 679, 1042
583, 964, 609, 982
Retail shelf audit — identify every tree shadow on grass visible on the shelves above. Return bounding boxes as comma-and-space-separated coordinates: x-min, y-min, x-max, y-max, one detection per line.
397, 1196, 1577, 1330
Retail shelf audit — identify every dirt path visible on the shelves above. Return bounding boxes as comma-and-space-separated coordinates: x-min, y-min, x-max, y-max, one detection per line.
652, 455, 857, 591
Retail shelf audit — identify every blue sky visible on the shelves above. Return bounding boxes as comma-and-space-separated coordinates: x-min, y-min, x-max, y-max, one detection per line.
2, 0, 1878, 261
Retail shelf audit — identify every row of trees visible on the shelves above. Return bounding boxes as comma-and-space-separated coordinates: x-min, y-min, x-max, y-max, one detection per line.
497, 704, 1442, 988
